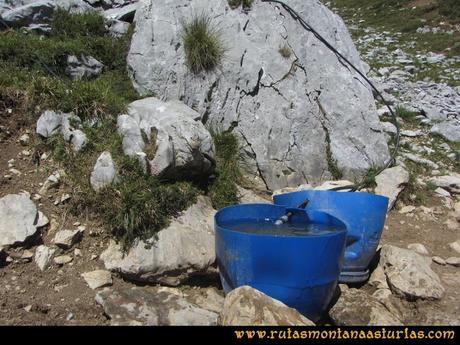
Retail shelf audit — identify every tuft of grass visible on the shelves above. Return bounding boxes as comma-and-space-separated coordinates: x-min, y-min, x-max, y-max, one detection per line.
208, 128, 244, 209
278, 44, 292, 59
182, 14, 226, 74
361, 166, 381, 189
395, 105, 419, 125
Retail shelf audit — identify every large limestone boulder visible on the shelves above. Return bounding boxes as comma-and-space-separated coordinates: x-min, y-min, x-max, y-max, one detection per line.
0, 193, 39, 247
127, 0, 390, 190
219, 286, 314, 326
118, 97, 215, 179
96, 286, 220, 325
379, 245, 445, 300
329, 288, 403, 326
100, 196, 215, 285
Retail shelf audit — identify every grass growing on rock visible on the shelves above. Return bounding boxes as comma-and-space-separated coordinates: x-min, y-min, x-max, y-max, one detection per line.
182, 14, 226, 74
208, 128, 244, 209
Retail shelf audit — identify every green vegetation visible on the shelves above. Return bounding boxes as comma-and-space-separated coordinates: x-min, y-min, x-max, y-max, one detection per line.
228, 0, 254, 10
182, 14, 226, 74
361, 166, 381, 189
395, 105, 419, 126
0, 10, 137, 122
278, 44, 292, 59
208, 128, 244, 209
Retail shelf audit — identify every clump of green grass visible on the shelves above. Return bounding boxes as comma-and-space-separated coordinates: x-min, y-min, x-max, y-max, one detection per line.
228, 0, 254, 10
395, 105, 419, 125
182, 14, 226, 74
208, 128, 244, 209
361, 166, 381, 189
278, 44, 292, 59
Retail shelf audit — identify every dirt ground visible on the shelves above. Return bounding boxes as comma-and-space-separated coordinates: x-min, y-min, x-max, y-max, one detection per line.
0, 126, 459, 325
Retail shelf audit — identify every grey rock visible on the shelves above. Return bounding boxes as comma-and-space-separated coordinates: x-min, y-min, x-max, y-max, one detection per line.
403, 153, 439, 170
219, 286, 314, 326
95, 286, 219, 325
54, 255, 73, 265
90, 151, 117, 191
106, 18, 130, 37
39, 170, 62, 195
36, 211, 49, 228
121, 97, 215, 179
34, 245, 56, 271
0, 193, 38, 247
36, 110, 62, 138
19, 133, 30, 146
369, 265, 389, 290
428, 174, 460, 194
1, 0, 55, 27
330, 288, 402, 326
104, 1, 137, 21
237, 186, 269, 204
432, 256, 446, 266
61, 113, 87, 152
127, 0, 390, 190
101, 196, 215, 285
53, 229, 83, 249
446, 257, 460, 267
379, 245, 445, 300
375, 166, 409, 210
81, 270, 113, 289
407, 243, 429, 256
449, 240, 460, 255
65, 55, 104, 81
1, 0, 94, 27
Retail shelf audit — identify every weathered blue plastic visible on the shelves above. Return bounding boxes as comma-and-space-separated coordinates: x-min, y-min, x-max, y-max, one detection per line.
273, 190, 389, 282
215, 203, 347, 321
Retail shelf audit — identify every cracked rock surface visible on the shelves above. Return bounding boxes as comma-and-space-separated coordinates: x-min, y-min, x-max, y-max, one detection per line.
127, 0, 390, 190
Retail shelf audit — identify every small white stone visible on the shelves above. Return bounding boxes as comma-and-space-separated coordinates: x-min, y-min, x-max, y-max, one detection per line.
54, 255, 73, 265
446, 257, 460, 267
81, 270, 113, 290
449, 240, 460, 254
432, 256, 446, 266
399, 205, 416, 214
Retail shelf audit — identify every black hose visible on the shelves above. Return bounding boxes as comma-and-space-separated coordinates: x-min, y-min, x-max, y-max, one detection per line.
261, 0, 401, 191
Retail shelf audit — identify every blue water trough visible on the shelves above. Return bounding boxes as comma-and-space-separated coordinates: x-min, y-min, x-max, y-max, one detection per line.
273, 190, 389, 283
215, 203, 347, 321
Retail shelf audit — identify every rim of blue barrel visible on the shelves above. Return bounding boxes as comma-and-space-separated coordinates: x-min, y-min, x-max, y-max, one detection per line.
215, 203, 348, 238
273, 189, 389, 204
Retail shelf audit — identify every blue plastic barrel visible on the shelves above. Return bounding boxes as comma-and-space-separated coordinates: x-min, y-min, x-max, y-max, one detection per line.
215, 203, 347, 321
273, 190, 389, 283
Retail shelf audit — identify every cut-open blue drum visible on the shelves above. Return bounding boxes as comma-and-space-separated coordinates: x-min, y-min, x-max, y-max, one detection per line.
215, 203, 347, 321
273, 190, 389, 283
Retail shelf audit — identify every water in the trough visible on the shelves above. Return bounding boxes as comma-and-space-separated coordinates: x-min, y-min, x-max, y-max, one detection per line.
221, 219, 343, 236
